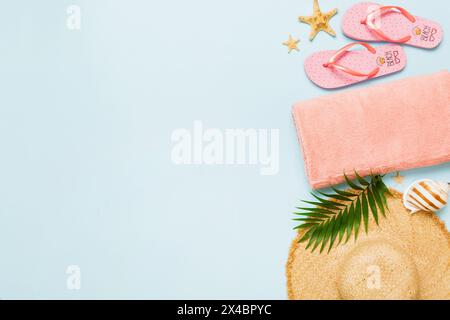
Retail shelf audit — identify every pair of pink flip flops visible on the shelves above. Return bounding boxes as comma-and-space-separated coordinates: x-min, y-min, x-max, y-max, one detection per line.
305, 2, 444, 89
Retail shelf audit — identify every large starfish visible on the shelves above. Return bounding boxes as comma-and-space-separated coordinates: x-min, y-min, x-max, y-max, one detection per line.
299, 0, 338, 40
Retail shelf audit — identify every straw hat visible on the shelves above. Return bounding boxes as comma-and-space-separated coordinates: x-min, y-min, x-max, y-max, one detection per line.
286, 190, 450, 300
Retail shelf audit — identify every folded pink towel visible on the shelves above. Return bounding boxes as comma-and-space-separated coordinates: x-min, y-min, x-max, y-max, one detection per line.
293, 70, 450, 189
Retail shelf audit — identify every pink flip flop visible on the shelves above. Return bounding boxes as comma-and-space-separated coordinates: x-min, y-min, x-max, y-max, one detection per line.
342, 2, 443, 49
304, 42, 406, 89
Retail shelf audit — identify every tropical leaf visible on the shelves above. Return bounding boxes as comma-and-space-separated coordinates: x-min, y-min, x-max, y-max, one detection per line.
299, 228, 315, 243
354, 196, 362, 241
310, 194, 346, 207
293, 171, 390, 253
379, 180, 393, 198
354, 170, 370, 186
367, 187, 379, 225
295, 207, 337, 215
344, 173, 364, 190
345, 201, 355, 243
338, 207, 348, 244
293, 223, 318, 230
312, 226, 326, 252
376, 180, 390, 212
316, 190, 352, 202
293, 212, 330, 219
331, 187, 356, 197
305, 227, 320, 250
293, 218, 322, 223
327, 216, 339, 253
372, 184, 386, 218
302, 200, 341, 210
320, 221, 333, 253
361, 192, 369, 234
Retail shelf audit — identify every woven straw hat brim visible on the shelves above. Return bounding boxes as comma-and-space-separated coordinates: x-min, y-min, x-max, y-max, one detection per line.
286, 189, 450, 300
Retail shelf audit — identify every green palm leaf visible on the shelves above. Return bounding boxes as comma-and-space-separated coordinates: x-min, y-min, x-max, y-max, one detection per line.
327, 216, 340, 253
293, 223, 318, 230
299, 228, 315, 243
338, 207, 348, 244
294, 171, 390, 253
367, 187, 379, 225
354, 170, 370, 186
310, 194, 347, 207
316, 190, 352, 202
345, 201, 355, 243
305, 227, 321, 250
331, 187, 356, 197
344, 173, 364, 190
320, 221, 333, 253
312, 226, 326, 252
302, 200, 341, 210
295, 207, 337, 215
354, 196, 362, 241
293, 218, 323, 223
361, 192, 369, 234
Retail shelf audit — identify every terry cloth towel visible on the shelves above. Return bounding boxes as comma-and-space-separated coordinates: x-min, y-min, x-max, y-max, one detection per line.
292, 70, 450, 189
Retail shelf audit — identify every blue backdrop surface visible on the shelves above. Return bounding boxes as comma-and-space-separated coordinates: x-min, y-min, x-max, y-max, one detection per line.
0, 0, 448, 299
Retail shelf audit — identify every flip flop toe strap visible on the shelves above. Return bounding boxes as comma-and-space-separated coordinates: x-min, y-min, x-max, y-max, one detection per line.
323, 42, 380, 78
361, 5, 416, 43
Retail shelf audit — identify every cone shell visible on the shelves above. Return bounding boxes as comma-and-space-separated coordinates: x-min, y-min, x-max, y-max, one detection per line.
403, 179, 449, 214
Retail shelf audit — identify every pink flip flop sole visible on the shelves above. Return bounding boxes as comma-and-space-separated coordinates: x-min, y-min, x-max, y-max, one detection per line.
305, 44, 406, 89
342, 2, 443, 49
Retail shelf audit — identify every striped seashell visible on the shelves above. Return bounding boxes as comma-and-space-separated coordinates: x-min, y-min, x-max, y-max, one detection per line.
403, 179, 449, 214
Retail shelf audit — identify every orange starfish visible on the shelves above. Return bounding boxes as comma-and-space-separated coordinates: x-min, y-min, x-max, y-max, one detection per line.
299, 0, 338, 40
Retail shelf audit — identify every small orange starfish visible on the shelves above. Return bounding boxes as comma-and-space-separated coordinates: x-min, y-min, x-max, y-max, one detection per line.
282, 35, 300, 53
393, 172, 405, 184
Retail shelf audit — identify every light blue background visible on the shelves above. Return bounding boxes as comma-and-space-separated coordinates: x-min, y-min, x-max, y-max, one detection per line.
0, 0, 448, 299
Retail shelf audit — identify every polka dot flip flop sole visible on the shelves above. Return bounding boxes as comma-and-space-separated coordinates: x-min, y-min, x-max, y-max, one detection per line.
342, 2, 443, 49
304, 42, 406, 89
